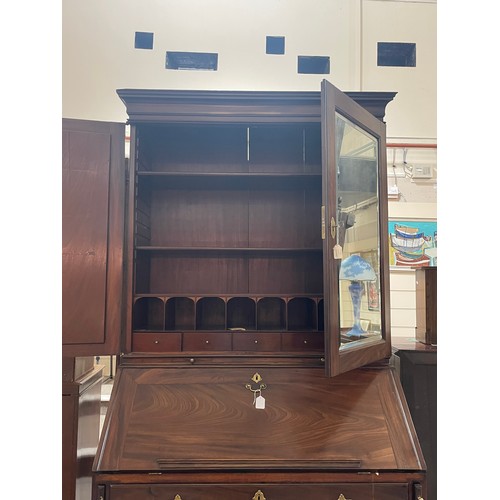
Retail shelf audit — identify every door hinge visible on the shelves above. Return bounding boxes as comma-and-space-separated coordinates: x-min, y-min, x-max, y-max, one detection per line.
321, 205, 326, 239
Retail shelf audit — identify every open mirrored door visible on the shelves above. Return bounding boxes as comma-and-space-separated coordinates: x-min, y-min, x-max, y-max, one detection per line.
321, 80, 392, 377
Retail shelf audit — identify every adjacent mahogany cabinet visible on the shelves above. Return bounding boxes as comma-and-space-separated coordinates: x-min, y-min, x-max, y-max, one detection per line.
62, 359, 104, 500
62, 80, 427, 500
392, 340, 437, 500
415, 267, 437, 345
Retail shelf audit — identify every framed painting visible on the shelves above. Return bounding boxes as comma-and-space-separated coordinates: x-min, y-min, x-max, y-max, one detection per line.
388, 220, 437, 268
360, 250, 380, 312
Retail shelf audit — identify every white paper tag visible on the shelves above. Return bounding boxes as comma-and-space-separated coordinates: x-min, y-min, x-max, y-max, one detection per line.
255, 395, 266, 409
333, 244, 343, 259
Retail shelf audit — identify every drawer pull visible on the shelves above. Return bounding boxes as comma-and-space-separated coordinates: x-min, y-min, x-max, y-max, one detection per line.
245, 373, 267, 409
338, 495, 352, 500
173, 495, 182, 500
253, 490, 266, 500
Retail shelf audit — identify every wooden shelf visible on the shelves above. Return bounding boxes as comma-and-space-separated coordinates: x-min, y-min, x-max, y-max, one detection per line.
136, 246, 323, 253
132, 294, 324, 336
136, 171, 322, 189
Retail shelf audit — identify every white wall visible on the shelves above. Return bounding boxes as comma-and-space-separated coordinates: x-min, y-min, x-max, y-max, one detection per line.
361, 0, 437, 140
62, 0, 436, 140
63, 0, 362, 122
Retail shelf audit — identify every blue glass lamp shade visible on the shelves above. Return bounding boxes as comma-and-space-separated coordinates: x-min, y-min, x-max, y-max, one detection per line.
339, 254, 376, 337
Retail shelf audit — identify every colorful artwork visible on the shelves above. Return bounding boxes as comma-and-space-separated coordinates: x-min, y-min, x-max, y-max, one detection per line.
360, 250, 380, 311
388, 220, 437, 267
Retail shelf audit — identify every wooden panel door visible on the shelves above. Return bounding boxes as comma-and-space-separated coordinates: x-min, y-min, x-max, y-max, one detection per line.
62, 118, 125, 356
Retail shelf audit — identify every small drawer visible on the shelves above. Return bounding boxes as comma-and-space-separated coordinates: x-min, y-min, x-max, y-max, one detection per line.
232, 332, 281, 352
183, 332, 232, 351
132, 332, 182, 352
281, 332, 324, 351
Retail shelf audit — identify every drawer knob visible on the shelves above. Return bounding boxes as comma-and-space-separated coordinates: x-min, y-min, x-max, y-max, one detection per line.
154, 340, 159, 344
253, 490, 266, 500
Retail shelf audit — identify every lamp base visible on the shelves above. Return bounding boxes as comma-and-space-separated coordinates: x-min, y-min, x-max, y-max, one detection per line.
346, 280, 367, 338
344, 324, 366, 338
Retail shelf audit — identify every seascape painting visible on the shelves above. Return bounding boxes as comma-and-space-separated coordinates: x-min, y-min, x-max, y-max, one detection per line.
388, 220, 437, 267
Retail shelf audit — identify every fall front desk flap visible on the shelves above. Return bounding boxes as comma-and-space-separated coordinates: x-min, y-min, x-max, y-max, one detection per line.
94, 366, 424, 472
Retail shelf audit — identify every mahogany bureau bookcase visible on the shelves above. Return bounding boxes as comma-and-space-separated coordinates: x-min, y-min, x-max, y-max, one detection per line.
62, 80, 427, 500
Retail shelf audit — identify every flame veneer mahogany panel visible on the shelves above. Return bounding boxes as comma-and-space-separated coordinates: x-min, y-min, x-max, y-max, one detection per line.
94, 365, 425, 498
95, 366, 422, 472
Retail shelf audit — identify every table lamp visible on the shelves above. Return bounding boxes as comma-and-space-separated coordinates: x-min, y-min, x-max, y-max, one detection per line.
339, 254, 376, 337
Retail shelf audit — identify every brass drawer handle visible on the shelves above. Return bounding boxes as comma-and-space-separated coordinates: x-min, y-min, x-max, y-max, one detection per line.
253, 490, 266, 500
338, 495, 352, 500
173, 495, 182, 500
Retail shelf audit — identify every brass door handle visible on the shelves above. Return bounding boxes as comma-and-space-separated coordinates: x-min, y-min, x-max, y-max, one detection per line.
320, 208, 336, 241
330, 216, 337, 239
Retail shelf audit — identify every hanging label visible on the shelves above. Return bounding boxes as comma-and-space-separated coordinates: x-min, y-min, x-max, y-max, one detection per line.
333, 244, 343, 259
255, 395, 266, 409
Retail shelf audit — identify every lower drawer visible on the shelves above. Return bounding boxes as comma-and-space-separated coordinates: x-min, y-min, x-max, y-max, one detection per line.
108, 482, 409, 500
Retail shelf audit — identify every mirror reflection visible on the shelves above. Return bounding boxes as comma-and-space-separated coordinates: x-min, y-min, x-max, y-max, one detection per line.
335, 112, 382, 350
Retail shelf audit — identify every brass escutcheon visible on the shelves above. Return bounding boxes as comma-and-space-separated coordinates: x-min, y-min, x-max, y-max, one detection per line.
338, 495, 352, 500
253, 490, 266, 500
245, 373, 267, 393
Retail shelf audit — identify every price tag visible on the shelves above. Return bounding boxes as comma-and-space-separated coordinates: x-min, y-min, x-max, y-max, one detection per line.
255, 395, 266, 409
333, 244, 343, 259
